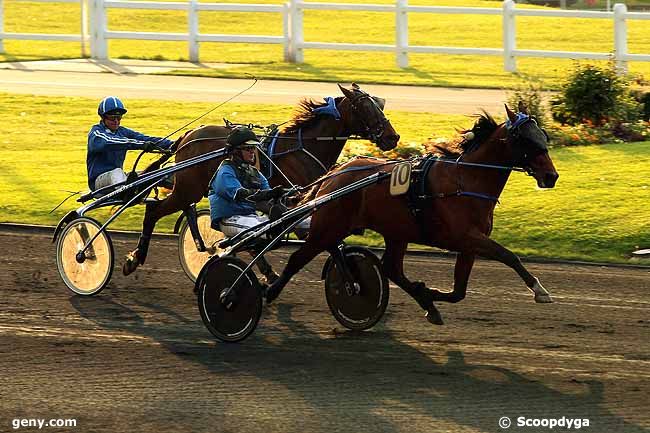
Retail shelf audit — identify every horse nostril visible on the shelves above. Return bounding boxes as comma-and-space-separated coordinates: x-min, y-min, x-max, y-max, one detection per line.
545, 172, 559, 187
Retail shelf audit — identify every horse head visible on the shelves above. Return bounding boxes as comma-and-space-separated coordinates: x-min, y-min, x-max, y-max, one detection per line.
505, 103, 559, 189
337, 83, 400, 151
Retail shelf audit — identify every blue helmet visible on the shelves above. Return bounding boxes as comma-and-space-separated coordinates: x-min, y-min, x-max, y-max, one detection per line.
98, 96, 127, 116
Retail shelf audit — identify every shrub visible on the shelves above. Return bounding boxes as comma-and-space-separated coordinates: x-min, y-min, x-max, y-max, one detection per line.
551, 62, 642, 126
631, 90, 650, 121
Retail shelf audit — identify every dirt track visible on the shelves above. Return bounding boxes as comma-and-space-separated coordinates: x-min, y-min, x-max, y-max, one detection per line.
1, 226, 649, 433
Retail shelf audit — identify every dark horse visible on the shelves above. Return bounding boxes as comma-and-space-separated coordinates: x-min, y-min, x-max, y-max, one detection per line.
265, 103, 559, 325
123, 83, 400, 277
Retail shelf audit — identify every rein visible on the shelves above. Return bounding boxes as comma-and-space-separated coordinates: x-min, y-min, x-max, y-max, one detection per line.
297, 158, 405, 192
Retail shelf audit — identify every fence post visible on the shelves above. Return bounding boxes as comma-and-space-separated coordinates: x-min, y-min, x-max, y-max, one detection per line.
613, 3, 628, 75
89, 0, 107, 59
282, 3, 289, 61
188, 0, 198, 62
0, 0, 4, 54
81, 0, 89, 57
288, 0, 303, 63
502, 0, 516, 72
395, 0, 408, 68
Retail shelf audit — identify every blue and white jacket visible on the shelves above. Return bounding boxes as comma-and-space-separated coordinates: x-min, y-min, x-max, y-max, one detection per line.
86, 123, 174, 189
208, 161, 270, 225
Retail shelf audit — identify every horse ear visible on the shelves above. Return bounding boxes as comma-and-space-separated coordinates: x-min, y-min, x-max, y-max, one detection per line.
518, 101, 529, 114
372, 96, 386, 110
338, 83, 354, 99
351, 82, 360, 90
504, 104, 517, 122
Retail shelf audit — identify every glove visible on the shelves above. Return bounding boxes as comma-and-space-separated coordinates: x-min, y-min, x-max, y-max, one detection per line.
270, 185, 286, 199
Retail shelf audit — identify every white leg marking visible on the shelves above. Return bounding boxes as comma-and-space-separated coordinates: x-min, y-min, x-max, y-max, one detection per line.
530, 277, 554, 303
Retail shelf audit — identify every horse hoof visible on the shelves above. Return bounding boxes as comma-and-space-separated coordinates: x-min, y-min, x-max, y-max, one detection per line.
122, 254, 139, 276
535, 293, 554, 303
265, 285, 282, 305
425, 309, 444, 325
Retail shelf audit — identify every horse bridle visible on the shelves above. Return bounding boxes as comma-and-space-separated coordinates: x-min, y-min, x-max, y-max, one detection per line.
506, 116, 550, 175
347, 90, 390, 144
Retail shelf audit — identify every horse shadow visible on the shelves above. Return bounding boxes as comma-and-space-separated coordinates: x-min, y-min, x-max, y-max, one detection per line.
71, 293, 649, 433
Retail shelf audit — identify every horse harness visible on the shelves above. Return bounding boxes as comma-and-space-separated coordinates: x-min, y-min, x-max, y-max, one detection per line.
259, 126, 330, 180
407, 155, 501, 212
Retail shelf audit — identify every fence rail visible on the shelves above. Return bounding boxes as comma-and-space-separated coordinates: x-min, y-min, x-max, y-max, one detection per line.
0, 0, 648, 72
0, 0, 89, 55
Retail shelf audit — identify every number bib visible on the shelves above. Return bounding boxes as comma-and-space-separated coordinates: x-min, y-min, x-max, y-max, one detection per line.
389, 162, 412, 196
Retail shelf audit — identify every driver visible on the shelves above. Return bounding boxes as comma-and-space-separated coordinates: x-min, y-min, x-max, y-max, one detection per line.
208, 127, 287, 238
87, 96, 175, 190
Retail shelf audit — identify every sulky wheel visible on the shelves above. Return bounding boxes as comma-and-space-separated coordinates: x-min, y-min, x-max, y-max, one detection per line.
324, 246, 389, 330
196, 256, 263, 343
179, 209, 226, 283
55, 217, 114, 296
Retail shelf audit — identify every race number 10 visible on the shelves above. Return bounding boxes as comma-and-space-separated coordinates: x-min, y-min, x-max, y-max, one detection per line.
390, 162, 411, 196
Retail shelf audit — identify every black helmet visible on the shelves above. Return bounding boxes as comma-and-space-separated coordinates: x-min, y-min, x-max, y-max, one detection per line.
226, 127, 260, 152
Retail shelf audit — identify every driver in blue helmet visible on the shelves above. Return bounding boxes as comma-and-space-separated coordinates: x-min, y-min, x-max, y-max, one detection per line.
87, 96, 175, 190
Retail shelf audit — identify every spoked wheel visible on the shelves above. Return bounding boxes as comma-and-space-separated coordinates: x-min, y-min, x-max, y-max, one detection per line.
55, 217, 114, 296
179, 209, 226, 283
324, 246, 389, 330
196, 256, 263, 343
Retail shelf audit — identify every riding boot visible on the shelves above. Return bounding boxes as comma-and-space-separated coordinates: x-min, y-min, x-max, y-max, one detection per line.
251, 251, 280, 285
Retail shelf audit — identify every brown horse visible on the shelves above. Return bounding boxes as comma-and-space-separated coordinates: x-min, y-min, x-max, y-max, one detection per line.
265, 103, 559, 325
123, 83, 400, 277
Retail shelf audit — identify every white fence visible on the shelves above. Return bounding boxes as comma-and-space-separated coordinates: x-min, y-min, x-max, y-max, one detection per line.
89, 0, 289, 61
0, 0, 89, 56
1, 0, 649, 73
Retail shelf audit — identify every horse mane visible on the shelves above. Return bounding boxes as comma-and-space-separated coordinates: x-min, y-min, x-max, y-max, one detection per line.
431, 111, 499, 158
282, 97, 343, 133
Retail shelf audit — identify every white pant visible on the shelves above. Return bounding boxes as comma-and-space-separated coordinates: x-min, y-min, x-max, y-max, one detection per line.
219, 213, 311, 238
220, 214, 269, 238
94, 168, 127, 190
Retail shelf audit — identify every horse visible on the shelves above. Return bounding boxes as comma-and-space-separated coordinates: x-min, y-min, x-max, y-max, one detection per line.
122, 83, 400, 280
264, 103, 559, 325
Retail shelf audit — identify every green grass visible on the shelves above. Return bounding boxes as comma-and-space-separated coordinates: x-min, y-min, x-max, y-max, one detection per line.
1, 92, 649, 264
1, 0, 649, 89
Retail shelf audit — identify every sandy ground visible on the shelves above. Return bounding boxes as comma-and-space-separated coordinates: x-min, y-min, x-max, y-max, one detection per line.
1, 226, 649, 433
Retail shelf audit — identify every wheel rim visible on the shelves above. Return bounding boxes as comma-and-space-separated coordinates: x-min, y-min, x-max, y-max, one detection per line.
198, 258, 262, 342
57, 218, 113, 295
180, 213, 225, 282
325, 250, 388, 330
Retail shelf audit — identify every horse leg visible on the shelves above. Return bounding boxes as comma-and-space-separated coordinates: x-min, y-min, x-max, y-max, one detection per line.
472, 236, 553, 303
123, 197, 181, 276
381, 239, 444, 325
265, 241, 327, 304
430, 253, 475, 303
